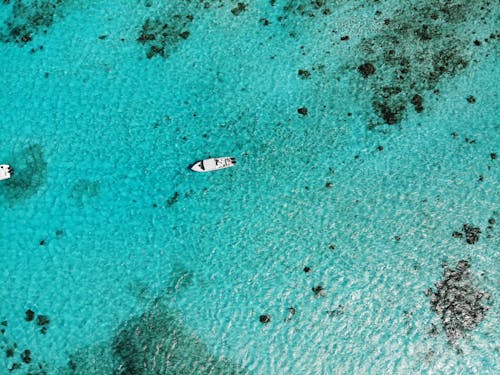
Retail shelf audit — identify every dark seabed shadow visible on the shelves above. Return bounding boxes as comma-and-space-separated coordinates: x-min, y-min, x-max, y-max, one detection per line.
2, 143, 47, 205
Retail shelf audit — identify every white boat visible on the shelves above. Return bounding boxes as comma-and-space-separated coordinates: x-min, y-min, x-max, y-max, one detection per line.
190, 157, 236, 172
0, 164, 13, 180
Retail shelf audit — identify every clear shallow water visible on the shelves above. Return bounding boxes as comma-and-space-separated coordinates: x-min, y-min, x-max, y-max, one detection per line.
0, 0, 498, 374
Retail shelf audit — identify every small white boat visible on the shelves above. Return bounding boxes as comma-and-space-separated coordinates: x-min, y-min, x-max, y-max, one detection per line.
190, 157, 236, 172
0, 164, 13, 180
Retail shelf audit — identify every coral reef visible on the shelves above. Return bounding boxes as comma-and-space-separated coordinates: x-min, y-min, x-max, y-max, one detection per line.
427, 260, 490, 345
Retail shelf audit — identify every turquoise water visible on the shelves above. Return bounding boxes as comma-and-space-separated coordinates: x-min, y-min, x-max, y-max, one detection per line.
0, 0, 498, 374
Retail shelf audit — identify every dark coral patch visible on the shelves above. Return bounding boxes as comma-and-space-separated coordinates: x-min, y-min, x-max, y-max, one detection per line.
259, 314, 271, 323
462, 224, 481, 244
166, 191, 179, 206
312, 285, 325, 296
297, 107, 308, 116
358, 63, 375, 78
137, 14, 194, 59
356, 1, 495, 126
277, 0, 333, 27
36, 314, 50, 326
453, 224, 481, 244
0, 0, 63, 45
20, 349, 31, 364
5, 347, 14, 357
271, 0, 338, 31
25, 309, 35, 322
179, 30, 190, 40
326, 305, 344, 317
259, 18, 270, 26
427, 260, 490, 345
298, 69, 311, 78
372, 100, 405, 125
411, 94, 424, 112
231, 2, 247, 16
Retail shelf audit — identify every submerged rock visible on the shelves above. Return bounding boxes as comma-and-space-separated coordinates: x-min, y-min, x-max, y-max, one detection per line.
427, 260, 489, 345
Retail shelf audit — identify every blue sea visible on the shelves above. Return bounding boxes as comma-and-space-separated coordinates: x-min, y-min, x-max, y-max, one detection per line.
0, 1, 498, 374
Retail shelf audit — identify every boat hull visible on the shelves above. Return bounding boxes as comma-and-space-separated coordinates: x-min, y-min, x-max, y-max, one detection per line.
0, 164, 13, 181
190, 157, 236, 172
